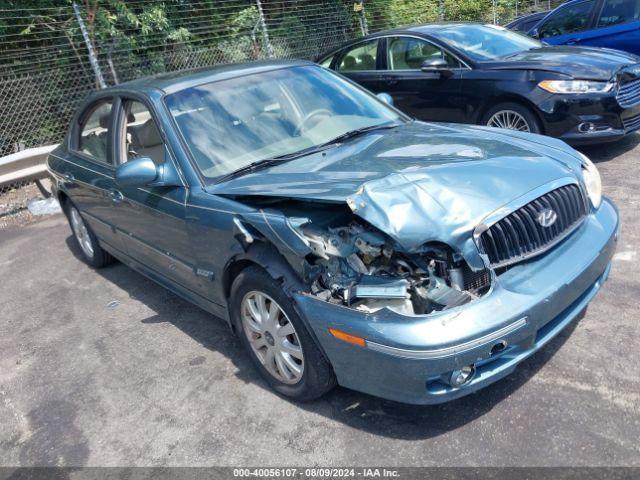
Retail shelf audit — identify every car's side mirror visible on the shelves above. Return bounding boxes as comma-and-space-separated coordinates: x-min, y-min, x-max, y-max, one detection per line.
421, 58, 452, 77
115, 156, 181, 188
376, 92, 394, 106
530, 28, 540, 39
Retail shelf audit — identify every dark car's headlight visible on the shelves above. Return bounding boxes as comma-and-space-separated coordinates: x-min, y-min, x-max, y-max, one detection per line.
580, 152, 602, 209
538, 80, 614, 94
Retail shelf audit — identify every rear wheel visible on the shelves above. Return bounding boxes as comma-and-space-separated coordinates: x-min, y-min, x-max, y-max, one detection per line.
230, 266, 336, 401
482, 102, 541, 134
66, 202, 114, 268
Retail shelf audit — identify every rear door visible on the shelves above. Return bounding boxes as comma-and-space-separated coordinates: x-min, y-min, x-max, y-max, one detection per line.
333, 38, 384, 93
536, 0, 598, 45
377, 35, 467, 122
577, 0, 640, 54
63, 96, 126, 254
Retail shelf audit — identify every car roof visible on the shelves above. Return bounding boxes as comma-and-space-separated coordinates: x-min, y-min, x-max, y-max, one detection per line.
110, 59, 314, 95
505, 10, 548, 27
316, 22, 478, 60
347, 22, 479, 38
317, 22, 499, 61
404, 22, 482, 34
323, 22, 505, 51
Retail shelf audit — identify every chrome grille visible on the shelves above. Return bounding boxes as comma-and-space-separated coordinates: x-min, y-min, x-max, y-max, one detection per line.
479, 184, 588, 268
617, 77, 640, 108
623, 112, 640, 132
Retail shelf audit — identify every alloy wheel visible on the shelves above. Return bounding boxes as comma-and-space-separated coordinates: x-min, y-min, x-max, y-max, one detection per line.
486, 110, 531, 132
70, 207, 94, 259
240, 291, 304, 384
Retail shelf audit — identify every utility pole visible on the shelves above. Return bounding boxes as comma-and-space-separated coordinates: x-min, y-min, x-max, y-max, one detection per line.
72, 2, 106, 89
354, 1, 368, 36
255, 0, 274, 58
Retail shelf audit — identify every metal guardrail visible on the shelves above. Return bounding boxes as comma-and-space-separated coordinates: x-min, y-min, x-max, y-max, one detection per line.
0, 145, 58, 196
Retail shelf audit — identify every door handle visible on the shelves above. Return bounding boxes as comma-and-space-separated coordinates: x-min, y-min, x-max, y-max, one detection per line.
63, 173, 75, 181
109, 189, 124, 203
566, 38, 580, 44
382, 76, 398, 85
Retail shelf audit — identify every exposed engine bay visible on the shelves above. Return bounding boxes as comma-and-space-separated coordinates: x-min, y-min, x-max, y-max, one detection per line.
232, 197, 492, 315
299, 219, 491, 315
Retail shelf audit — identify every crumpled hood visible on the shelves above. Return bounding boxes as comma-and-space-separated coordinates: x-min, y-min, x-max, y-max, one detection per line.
209, 121, 586, 268
481, 46, 640, 81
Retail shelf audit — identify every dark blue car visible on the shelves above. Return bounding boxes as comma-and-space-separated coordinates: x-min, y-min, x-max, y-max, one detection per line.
530, 0, 640, 55
47, 61, 619, 404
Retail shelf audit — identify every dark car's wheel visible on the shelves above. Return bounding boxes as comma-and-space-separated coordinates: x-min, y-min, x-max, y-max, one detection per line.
66, 202, 114, 268
482, 102, 541, 134
230, 266, 336, 401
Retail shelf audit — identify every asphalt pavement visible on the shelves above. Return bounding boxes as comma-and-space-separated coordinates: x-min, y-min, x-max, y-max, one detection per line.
1, 134, 639, 467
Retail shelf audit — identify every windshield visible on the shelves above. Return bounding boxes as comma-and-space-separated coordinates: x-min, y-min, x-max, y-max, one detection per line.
164, 65, 404, 179
438, 24, 542, 61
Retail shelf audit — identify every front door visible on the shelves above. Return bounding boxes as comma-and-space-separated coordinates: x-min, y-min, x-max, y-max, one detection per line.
377, 36, 466, 122
333, 38, 385, 94
110, 99, 198, 293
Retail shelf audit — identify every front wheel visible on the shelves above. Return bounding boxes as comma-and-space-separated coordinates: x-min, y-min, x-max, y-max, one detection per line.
482, 102, 541, 134
229, 266, 336, 401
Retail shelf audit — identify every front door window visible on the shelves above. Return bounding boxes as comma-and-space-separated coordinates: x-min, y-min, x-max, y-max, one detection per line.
386, 37, 459, 70
123, 101, 165, 165
538, 0, 596, 38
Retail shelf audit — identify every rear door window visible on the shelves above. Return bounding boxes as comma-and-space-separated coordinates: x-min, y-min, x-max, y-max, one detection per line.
597, 0, 640, 27
77, 99, 113, 164
319, 55, 334, 68
337, 40, 378, 72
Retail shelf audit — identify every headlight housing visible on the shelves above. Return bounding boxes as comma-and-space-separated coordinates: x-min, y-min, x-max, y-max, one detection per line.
538, 80, 614, 94
580, 152, 602, 209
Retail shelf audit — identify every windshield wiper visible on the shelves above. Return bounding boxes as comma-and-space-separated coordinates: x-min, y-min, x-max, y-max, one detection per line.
318, 122, 402, 148
214, 122, 402, 183
214, 158, 283, 183
214, 143, 335, 183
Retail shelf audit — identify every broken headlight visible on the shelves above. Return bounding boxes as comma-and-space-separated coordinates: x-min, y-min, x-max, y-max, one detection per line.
297, 221, 490, 315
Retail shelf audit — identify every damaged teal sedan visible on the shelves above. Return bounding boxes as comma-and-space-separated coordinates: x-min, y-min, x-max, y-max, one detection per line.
47, 60, 619, 404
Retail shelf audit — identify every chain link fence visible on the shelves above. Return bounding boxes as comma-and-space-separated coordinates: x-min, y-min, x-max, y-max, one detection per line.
0, 0, 561, 221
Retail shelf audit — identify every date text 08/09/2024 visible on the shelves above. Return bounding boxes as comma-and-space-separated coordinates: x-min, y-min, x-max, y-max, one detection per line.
233, 468, 401, 478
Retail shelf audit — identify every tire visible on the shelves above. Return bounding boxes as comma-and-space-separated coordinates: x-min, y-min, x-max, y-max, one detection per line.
65, 201, 115, 269
229, 265, 336, 401
481, 102, 542, 134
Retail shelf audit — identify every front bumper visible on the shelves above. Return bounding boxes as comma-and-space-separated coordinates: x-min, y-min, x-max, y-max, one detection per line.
293, 198, 619, 404
538, 93, 640, 145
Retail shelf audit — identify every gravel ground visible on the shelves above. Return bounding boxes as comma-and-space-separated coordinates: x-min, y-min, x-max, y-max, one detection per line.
0, 180, 53, 229
0, 134, 639, 467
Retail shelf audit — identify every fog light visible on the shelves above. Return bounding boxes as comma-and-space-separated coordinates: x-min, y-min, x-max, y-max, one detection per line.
578, 122, 595, 133
449, 365, 475, 388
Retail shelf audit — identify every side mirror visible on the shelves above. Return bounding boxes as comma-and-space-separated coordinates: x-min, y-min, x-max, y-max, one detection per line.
420, 58, 452, 77
115, 157, 158, 188
530, 28, 540, 39
116, 156, 182, 188
376, 92, 394, 106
